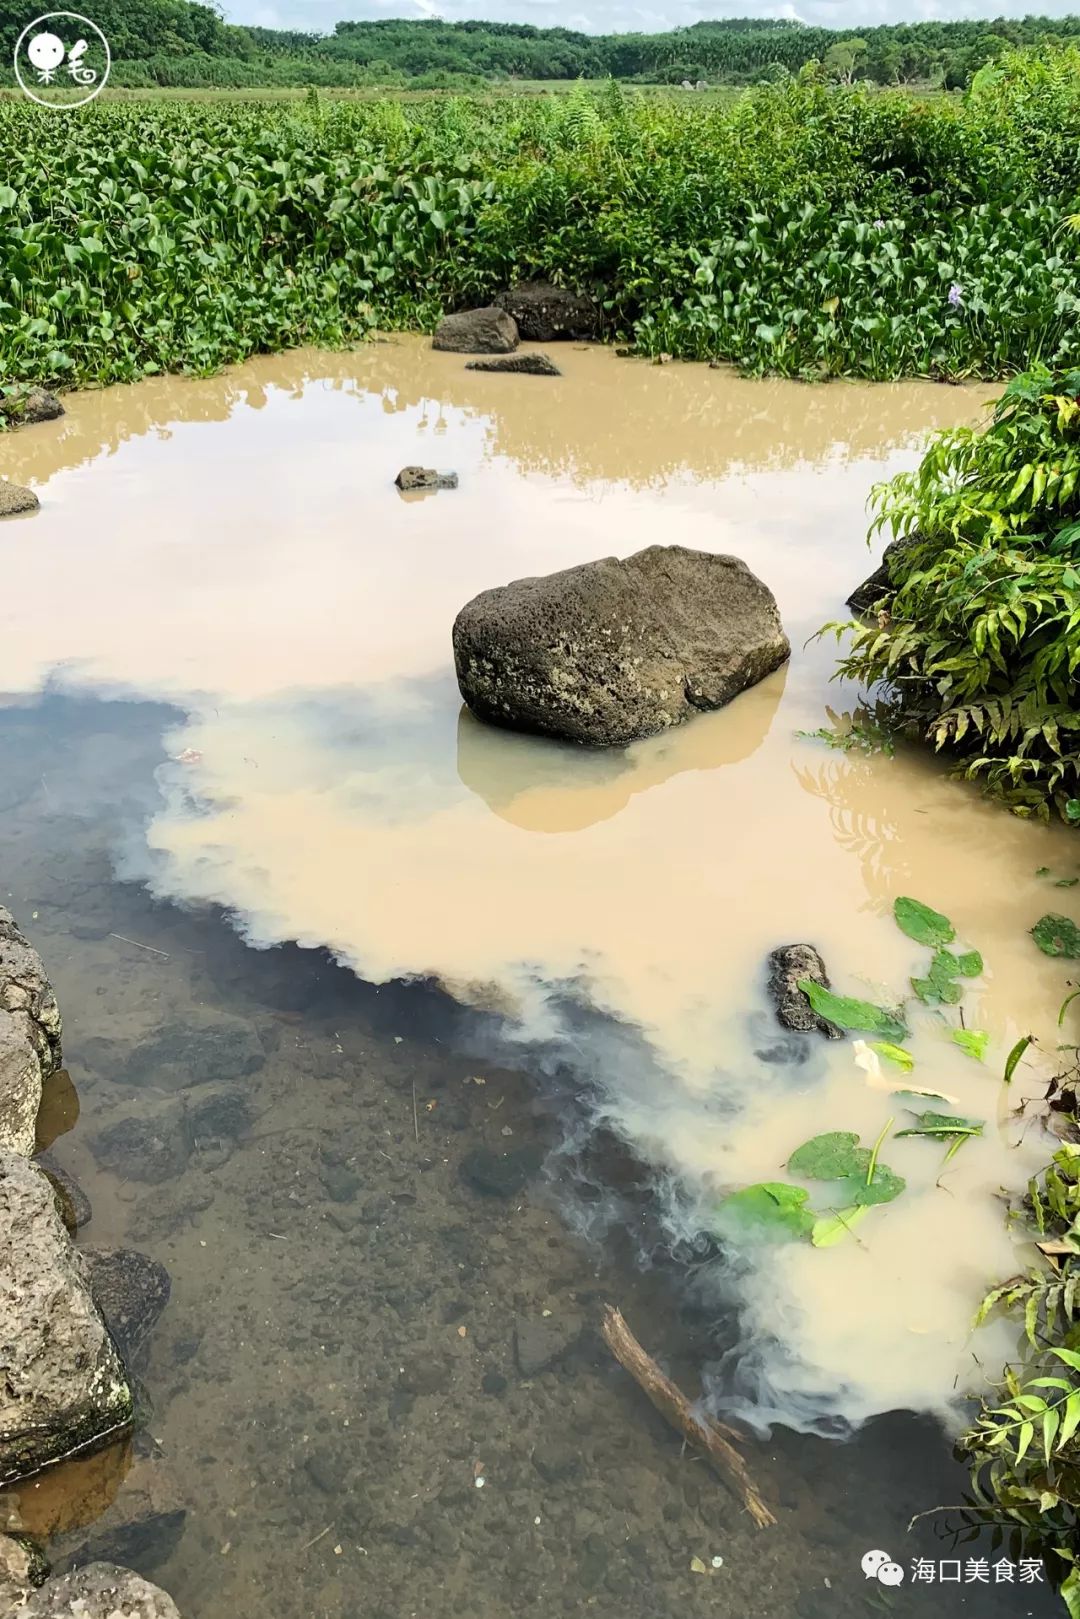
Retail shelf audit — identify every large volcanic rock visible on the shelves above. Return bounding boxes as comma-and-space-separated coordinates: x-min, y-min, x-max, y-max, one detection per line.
432, 308, 518, 354
453, 545, 789, 747
0, 907, 62, 1157
0, 1153, 132, 1486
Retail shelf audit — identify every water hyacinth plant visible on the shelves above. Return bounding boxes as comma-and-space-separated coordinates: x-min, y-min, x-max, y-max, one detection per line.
2, 48, 1080, 388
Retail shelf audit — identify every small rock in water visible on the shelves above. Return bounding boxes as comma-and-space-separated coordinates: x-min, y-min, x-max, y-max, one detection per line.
464, 354, 561, 377
514, 1311, 584, 1377
766, 944, 843, 1039
0, 481, 39, 517
81, 1247, 172, 1367
847, 533, 921, 615
432, 307, 518, 355
34, 1152, 92, 1232
459, 1144, 540, 1198
320, 1162, 360, 1203
90, 1113, 190, 1182
394, 466, 458, 492
119, 1011, 265, 1092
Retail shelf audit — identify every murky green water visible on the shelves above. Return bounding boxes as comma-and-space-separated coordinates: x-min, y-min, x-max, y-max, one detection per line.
0, 340, 1067, 1617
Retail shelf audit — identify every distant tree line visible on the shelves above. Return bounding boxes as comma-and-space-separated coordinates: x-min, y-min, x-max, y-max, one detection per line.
1, 3, 1079, 89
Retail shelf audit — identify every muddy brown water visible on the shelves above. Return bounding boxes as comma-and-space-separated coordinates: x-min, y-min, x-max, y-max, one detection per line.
0, 338, 1071, 1617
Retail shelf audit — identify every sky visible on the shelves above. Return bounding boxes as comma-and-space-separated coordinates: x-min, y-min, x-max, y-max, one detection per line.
222, 0, 1080, 38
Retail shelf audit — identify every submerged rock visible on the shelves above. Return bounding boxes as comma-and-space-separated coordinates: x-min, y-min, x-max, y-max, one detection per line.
52, 1455, 186, 1579
35, 1152, 92, 1233
81, 1249, 171, 1368
514, 1312, 583, 1377
394, 466, 458, 492
119, 1010, 265, 1091
432, 308, 518, 355
459, 1144, 541, 1198
496, 282, 597, 341
453, 545, 790, 747
89, 1113, 189, 1183
21, 1562, 181, 1619
0, 481, 39, 517
0, 1153, 132, 1486
766, 944, 843, 1039
465, 353, 561, 377
847, 533, 921, 615
0, 908, 62, 1157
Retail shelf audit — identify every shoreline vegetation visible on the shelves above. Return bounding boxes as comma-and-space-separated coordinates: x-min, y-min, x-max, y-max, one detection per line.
2, 49, 1080, 392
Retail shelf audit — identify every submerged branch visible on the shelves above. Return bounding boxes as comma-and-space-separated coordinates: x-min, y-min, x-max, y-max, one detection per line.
600, 1304, 777, 1529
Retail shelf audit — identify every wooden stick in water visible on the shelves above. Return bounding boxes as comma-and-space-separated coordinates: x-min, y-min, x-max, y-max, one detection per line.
601, 1304, 777, 1529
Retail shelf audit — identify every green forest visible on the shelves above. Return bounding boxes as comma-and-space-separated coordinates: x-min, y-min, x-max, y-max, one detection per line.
2, 3, 1080, 89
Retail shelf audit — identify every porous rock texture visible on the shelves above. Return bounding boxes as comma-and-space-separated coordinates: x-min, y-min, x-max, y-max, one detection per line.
453, 545, 790, 747
20, 1562, 181, 1618
432, 307, 518, 355
0, 1152, 132, 1487
0, 908, 62, 1157
495, 281, 597, 341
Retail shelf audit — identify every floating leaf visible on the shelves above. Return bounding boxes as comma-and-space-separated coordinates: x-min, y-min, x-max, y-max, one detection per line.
894, 896, 955, 947
896, 1109, 984, 1140
912, 949, 965, 1005
1058, 878, 1080, 889
713, 1182, 815, 1242
811, 1205, 870, 1247
869, 1041, 915, 1071
788, 1131, 868, 1180
952, 1028, 989, 1061
690, 1557, 709, 1575
796, 980, 907, 1039
1032, 914, 1080, 957
956, 950, 983, 977
831, 1164, 906, 1207
895, 1085, 960, 1105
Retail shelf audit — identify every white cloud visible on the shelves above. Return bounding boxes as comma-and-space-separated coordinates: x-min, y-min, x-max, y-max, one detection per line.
225, 0, 1080, 36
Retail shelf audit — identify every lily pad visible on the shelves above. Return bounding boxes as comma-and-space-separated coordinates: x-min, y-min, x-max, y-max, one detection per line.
912, 949, 965, 1005
832, 1165, 906, 1207
1032, 914, 1080, 958
788, 1131, 869, 1181
796, 981, 907, 1040
713, 1182, 815, 1242
894, 896, 955, 948
952, 1028, 989, 1062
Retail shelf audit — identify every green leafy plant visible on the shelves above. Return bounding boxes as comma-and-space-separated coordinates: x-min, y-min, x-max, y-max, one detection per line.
827, 366, 1080, 821
796, 979, 907, 1038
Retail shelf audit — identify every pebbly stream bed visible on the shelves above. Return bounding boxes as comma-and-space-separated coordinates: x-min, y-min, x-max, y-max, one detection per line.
0, 337, 1071, 1618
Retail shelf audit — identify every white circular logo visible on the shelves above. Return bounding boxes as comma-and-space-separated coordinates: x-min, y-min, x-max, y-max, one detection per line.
14, 12, 110, 107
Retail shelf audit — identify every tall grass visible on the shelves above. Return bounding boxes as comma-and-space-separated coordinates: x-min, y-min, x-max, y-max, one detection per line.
1, 51, 1079, 388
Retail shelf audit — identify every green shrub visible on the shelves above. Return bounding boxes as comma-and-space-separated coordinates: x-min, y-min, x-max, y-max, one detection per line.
830, 365, 1080, 822
2, 49, 1080, 386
